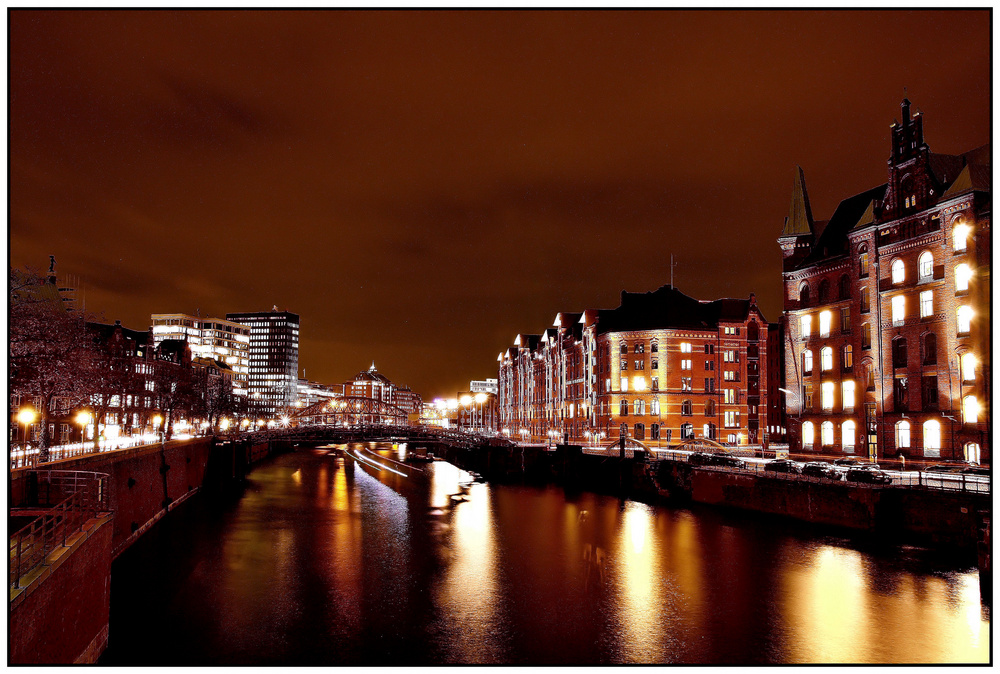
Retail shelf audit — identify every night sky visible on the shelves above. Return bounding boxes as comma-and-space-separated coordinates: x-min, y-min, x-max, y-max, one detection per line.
9, 10, 991, 399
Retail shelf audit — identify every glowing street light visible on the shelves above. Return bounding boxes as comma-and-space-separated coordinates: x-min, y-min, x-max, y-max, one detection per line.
17, 408, 36, 459
75, 411, 93, 449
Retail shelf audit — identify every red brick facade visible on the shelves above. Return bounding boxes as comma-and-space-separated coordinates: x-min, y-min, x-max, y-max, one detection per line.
779, 100, 990, 464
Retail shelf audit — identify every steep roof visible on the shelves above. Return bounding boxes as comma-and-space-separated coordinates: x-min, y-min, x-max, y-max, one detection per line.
797, 183, 886, 268
596, 285, 765, 334
780, 166, 815, 237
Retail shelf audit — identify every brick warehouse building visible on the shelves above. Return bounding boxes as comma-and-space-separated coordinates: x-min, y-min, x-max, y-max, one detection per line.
498, 285, 775, 448
779, 99, 990, 464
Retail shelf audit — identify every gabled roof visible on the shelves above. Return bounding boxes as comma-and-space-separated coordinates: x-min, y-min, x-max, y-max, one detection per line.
797, 183, 886, 268
596, 285, 766, 334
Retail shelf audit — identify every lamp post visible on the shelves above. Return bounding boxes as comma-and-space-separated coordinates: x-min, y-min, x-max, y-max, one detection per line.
475, 393, 487, 434
17, 407, 37, 467
153, 414, 163, 444
75, 411, 93, 455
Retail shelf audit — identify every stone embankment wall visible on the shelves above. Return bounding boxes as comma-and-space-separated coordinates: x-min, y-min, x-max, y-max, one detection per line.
8, 436, 284, 664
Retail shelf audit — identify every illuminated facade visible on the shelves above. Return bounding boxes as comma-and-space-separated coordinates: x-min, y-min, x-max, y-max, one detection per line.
344, 363, 423, 417
498, 285, 771, 447
226, 309, 300, 417
151, 314, 250, 396
779, 99, 990, 463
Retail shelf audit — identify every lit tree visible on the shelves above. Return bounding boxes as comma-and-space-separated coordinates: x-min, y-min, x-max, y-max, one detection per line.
9, 267, 96, 461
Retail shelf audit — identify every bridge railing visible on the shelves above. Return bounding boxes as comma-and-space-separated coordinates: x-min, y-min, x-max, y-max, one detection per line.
10, 471, 111, 589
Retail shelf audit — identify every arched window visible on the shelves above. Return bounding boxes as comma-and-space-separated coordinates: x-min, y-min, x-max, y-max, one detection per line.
842, 344, 853, 370
620, 343, 628, 355
953, 220, 970, 252
820, 346, 833, 371
821, 382, 835, 410
819, 310, 832, 337
634, 399, 645, 416
680, 423, 693, 439
803, 349, 813, 374
892, 337, 907, 369
859, 246, 870, 277
896, 420, 911, 449
650, 398, 660, 415
965, 442, 981, 465
821, 421, 834, 446
918, 251, 933, 280
650, 341, 658, 353
891, 259, 905, 284
802, 421, 815, 448
651, 423, 660, 440
922, 420, 941, 456
957, 305, 973, 333
963, 396, 980, 424
955, 263, 972, 292
619, 399, 629, 417
842, 420, 856, 451
922, 333, 937, 365
839, 274, 850, 300
842, 381, 856, 411
681, 400, 693, 416
818, 279, 830, 303
961, 352, 976, 381
634, 423, 645, 440
799, 283, 810, 307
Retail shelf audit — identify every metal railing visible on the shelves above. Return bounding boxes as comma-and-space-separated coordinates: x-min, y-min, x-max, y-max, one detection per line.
10, 471, 110, 589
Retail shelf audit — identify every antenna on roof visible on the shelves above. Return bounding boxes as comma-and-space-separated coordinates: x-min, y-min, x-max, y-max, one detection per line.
670, 254, 677, 288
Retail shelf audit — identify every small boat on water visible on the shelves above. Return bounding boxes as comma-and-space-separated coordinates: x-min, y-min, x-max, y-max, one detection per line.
405, 452, 436, 464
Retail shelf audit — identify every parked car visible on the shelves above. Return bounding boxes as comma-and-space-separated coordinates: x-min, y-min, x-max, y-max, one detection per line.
924, 464, 964, 474
833, 458, 865, 467
960, 466, 990, 477
801, 462, 843, 480
845, 467, 892, 485
764, 459, 801, 474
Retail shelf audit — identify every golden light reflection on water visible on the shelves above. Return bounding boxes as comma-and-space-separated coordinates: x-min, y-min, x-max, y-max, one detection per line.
782, 545, 989, 663
612, 502, 667, 663
431, 462, 502, 663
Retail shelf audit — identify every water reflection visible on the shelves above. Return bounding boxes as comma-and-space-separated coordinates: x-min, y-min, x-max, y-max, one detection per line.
104, 444, 990, 665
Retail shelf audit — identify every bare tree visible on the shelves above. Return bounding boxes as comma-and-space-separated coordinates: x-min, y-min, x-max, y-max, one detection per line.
152, 359, 196, 441
81, 328, 145, 452
9, 267, 96, 462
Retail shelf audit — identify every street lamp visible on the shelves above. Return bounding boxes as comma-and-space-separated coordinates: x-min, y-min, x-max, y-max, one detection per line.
17, 407, 36, 465
153, 414, 163, 443
75, 411, 93, 452
475, 393, 487, 433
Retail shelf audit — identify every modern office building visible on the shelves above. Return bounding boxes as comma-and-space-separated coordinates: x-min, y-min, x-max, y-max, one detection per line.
226, 309, 300, 417
778, 99, 990, 463
150, 314, 250, 396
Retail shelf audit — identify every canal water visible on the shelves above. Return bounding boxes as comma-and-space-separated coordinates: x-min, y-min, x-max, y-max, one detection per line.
101, 444, 990, 665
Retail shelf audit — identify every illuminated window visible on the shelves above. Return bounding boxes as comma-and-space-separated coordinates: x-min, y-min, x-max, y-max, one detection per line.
842, 381, 856, 411
919, 290, 933, 318
681, 360, 692, 370
842, 344, 853, 370
820, 347, 833, 371
650, 398, 660, 415
634, 399, 645, 416
723, 389, 736, 404
803, 349, 813, 374
724, 410, 739, 428
895, 421, 911, 449
802, 421, 815, 448
822, 382, 834, 410
918, 251, 933, 280
961, 353, 976, 381
621, 378, 628, 393
923, 420, 941, 456
965, 442, 982, 465
821, 421, 834, 446
819, 311, 831, 337
955, 263, 972, 292
957, 306, 973, 334
682, 378, 692, 391
680, 342, 692, 353
800, 315, 811, 339
633, 376, 646, 391
953, 221, 970, 252
891, 259, 905, 284
963, 396, 980, 424
842, 420, 856, 450
859, 248, 869, 277
891, 295, 905, 326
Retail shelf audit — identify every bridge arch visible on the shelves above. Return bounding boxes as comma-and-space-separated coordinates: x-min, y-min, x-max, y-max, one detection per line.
291, 396, 408, 427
